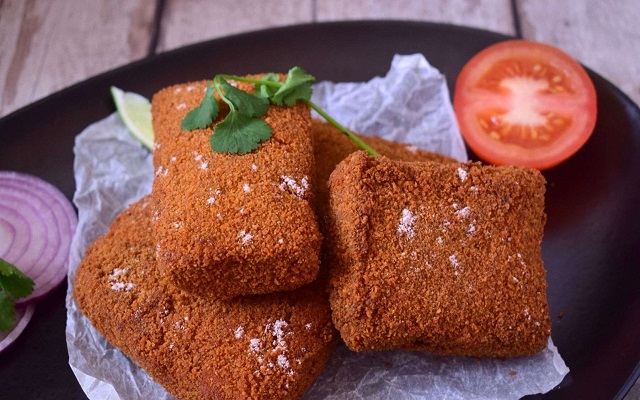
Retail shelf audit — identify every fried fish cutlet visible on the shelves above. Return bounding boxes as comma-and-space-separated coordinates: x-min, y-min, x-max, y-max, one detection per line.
73, 197, 336, 400
311, 119, 455, 229
327, 151, 550, 357
151, 79, 321, 300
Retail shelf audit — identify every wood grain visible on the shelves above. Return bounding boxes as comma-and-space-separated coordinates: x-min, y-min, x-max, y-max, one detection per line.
316, 0, 516, 35
157, 0, 314, 52
0, 0, 155, 117
517, 0, 640, 106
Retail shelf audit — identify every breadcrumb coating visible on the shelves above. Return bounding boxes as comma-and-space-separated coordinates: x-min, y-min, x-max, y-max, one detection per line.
151, 79, 321, 300
74, 197, 336, 400
327, 152, 550, 357
311, 119, 455, 231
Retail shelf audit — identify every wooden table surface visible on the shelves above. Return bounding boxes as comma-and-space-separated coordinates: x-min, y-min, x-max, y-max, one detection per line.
1, 1, 639, 399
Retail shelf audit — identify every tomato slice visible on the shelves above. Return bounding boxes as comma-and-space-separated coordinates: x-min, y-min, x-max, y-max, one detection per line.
453, 40, 597, 170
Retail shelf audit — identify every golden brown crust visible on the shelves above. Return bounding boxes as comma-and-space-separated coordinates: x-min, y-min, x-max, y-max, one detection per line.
74, 197, 336, 400
311, 119, 455, 232
326, 152, 550, 357
151, 79, 321, 300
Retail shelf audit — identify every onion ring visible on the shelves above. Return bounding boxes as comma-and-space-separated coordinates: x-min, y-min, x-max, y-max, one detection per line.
0, 171, 77, 304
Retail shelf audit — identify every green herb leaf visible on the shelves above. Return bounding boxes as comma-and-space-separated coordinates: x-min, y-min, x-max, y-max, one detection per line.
0, 291, 15, 331
180, 84, 218, 130
211, 111, 272, 155
217, 78, 269, 118
271, 67, 315, 106
254, 73, 281, 99
178, 67, 379, 156
0, 258, 34, 299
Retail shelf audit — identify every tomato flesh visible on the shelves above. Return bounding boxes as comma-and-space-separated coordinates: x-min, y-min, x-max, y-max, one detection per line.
454, 40, 597, 170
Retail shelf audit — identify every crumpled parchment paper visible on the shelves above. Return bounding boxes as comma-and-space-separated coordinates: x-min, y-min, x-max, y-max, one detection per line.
65, 54, 569, 400
311, 54, 468, 162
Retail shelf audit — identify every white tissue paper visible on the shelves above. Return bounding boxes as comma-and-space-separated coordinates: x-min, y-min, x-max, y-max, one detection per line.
65, 54, 569, 400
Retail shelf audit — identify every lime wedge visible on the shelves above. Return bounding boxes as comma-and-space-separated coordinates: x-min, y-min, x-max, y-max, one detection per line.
110, 86, 154, 149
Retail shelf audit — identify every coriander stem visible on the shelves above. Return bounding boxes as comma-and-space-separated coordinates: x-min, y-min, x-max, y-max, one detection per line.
220, 75, 283, 88
304, 100, 380, 157
214, 76, 236, 111
216, 74, 380, 156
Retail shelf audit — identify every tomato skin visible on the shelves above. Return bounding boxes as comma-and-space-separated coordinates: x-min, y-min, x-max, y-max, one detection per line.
454, 40, 597, 170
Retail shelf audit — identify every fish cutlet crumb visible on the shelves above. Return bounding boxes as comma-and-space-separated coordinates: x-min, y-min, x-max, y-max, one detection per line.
311, 119, 455, 229
74, 197, 337, 400
151, 78, 322, 300
326, 151, 550, 357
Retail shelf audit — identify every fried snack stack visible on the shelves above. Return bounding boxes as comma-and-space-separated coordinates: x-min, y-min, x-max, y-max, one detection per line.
327, 152, 551, 357
74, 73, 553, 400
74, 197, 336, 400
151, 80, 321, 299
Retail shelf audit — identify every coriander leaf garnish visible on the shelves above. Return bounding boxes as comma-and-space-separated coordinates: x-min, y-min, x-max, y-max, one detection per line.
181, 67, 380, 156
0, 258, 34, 331
255, 73, 280, 99
180, 84, 218, 130
0, 258, 35, 299
271, 67, 315, 106
216, 77, 269, 118
211, 111, 272, 155
0, 292, 15, 331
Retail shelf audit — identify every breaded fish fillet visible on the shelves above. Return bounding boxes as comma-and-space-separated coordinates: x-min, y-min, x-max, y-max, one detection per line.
74, 197, 336, 400
327, 152, 550, 357
151, 79, 321, 299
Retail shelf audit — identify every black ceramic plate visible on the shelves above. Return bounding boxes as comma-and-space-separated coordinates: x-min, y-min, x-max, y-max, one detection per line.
0, 21, 638, 400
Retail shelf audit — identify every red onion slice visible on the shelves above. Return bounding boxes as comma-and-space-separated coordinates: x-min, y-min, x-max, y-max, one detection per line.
0, 209, 29, 262
0, 171, 77, 304
0, 304, 35, 352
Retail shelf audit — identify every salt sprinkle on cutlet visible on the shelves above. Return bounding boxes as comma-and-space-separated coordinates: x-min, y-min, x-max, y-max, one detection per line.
397, 208, 417, 238
249, 338, 261, 353
277, 354, 290, 370
279, 176, 309, 198
449, 254, 459, 266
238, 230, 253, 244
155, 165, 169, 177
110, 282, 134, 291
246, 319, 295, 376
234, 326, 244, 339
449, 254, 460, 275
108, 267, 135, 292
272, 320, 288, 347
455, 206, 472, 218
458, 167, 468, 182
